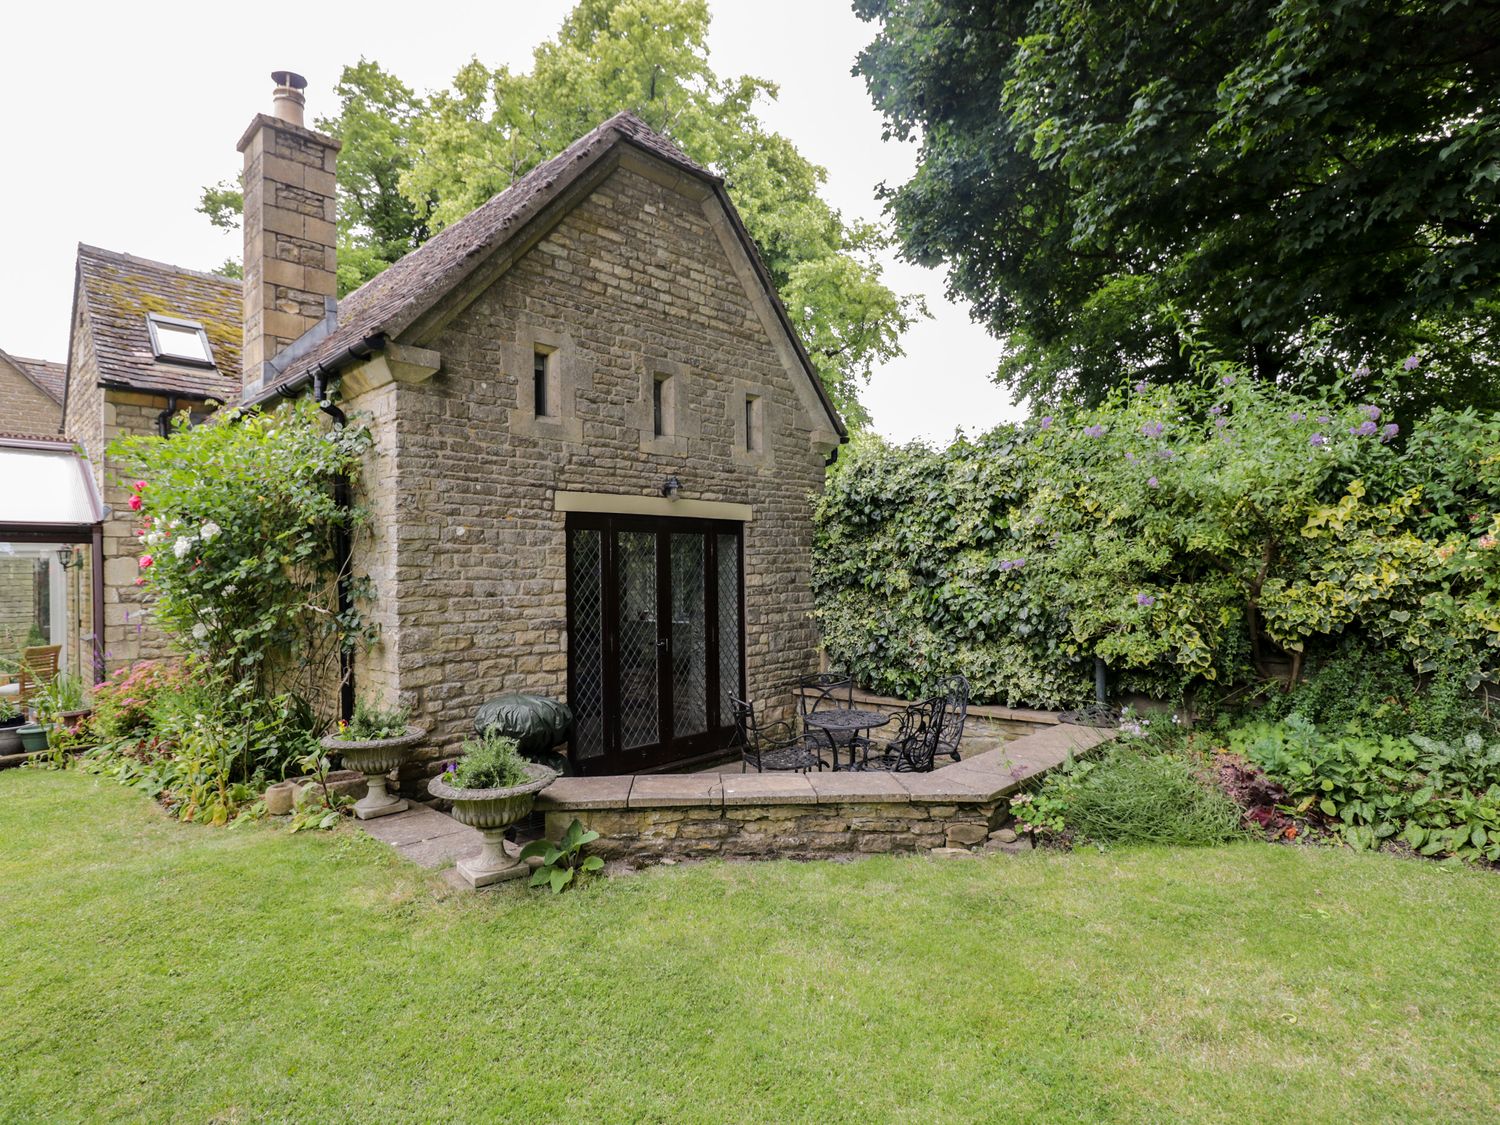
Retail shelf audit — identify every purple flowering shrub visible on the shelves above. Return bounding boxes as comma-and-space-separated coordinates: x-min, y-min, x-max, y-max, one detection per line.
814, 357, 1500, 705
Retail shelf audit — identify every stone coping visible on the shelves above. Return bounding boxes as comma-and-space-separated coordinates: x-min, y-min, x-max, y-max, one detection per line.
793, 686, 1063, 727
535, 724, 1114, 813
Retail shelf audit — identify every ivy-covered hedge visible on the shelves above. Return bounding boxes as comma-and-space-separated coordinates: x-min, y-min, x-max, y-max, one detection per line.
813, 358, 1500, 708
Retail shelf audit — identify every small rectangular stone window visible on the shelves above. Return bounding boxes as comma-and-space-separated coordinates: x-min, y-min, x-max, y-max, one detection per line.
652, 373, 674, 438
744, 393, 763, 453
533, 348, 552, 418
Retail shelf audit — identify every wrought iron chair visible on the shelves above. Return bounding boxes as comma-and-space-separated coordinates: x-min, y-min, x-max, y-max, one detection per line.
931, 674, 969, 763
859, 695, 947, 773
731, 695, 824, 773
876, 675, 969, 766
796, 672, 855, 766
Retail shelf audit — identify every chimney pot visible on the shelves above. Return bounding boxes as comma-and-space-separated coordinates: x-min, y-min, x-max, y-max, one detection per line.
270, 70, 308, 127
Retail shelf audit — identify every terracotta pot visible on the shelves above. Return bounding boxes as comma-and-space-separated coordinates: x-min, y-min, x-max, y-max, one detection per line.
321, 727, 426, 820
427, 763, 558, 887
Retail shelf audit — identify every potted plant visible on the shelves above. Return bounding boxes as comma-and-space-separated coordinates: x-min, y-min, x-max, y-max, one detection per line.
428, 733, 557, 887
0, 697, 23, 756
17, 722, 50, 753
38, 673, 89, 726
320, 699, 425, 820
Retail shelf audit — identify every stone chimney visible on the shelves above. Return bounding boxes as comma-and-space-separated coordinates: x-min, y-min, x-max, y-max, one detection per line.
236, 70, 340, 395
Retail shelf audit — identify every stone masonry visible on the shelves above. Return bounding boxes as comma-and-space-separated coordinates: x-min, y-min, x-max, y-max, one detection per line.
237, 113, 339, 392
346, 159, 836, 767
533, 724, 1115, 862
0, 353, 62, 437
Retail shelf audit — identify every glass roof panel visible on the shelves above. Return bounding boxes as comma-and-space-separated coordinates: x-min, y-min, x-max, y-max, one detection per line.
151, 321, 214, 364
0, 444, 100, 525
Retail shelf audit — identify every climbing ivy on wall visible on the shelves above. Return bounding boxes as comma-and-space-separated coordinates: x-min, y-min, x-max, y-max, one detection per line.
813, 357, 1500, 708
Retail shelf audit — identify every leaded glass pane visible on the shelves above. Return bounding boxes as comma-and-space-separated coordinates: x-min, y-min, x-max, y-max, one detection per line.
670, 534, 706, 739
617, 531, 659, 750
569, 530, 605, 760
717, 532, 741, 721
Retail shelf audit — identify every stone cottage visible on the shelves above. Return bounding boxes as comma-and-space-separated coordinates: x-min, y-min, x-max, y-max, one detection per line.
235, 73, 845, 774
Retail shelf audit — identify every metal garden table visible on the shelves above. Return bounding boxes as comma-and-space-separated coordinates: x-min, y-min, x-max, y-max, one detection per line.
803, 708, 891, 771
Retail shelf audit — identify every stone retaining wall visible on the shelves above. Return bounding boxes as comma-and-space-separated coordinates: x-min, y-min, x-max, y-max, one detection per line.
536, 724, 1114, 862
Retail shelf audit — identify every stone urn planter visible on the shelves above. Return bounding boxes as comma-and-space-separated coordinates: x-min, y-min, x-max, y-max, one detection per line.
428, 762, 558, 887
321, 727, 426, 820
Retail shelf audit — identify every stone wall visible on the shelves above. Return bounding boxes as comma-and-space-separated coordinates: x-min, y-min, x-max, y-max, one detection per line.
545, 800, 1002, 861
0, 357, 61, 437
0, 558, 38, 647
350, 160, 837, 766
533, 725, 1115, 863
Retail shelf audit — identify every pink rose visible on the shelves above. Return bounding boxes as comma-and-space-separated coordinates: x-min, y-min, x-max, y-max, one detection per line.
139, 554, 154, 568
133, 480, 146, 491
128, 495, 143, 511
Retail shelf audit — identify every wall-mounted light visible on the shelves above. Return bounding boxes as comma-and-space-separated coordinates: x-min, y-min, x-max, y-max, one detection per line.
660, 475, 682, 500
56, 545, 80, 571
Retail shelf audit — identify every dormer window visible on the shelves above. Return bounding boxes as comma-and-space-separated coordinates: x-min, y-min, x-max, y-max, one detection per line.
146, 315, 215, 367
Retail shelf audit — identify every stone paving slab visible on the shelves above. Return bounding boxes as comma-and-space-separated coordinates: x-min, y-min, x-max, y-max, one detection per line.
893, 771, 997, 803
535, 775, 634, 810
628, 772, 724, 809
807, 769, 911, 803
714, 771, 818, 805
358, 804, 475, 848
396, 831, 482, 868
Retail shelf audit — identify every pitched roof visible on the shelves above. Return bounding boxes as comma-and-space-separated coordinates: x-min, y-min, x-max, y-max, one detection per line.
0, 350, 66, 404
258, 112, 845, 438
74, 244, 242, 401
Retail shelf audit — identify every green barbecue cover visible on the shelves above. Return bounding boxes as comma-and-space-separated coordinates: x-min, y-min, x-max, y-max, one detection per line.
473, 693, 574, 757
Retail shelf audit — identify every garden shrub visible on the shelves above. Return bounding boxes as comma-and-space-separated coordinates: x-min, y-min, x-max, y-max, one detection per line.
76, 398, 372, 825
444, 733, 530, 789
108, 397, 374, 726
814, 355, 1500, 710
1256, 640, 1492, 742
1012, 740, 1243, 848
1230, 715, 1500, 862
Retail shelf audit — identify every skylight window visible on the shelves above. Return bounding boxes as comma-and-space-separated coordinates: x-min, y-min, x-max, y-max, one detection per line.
146, 315, 215, 367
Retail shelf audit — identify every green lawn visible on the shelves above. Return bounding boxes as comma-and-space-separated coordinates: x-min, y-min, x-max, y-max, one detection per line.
3, 771, 1498, 1123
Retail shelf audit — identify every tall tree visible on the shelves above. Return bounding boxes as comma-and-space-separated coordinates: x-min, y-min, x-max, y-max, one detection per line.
201, 0, 920, 426
854, 0, 1500, 410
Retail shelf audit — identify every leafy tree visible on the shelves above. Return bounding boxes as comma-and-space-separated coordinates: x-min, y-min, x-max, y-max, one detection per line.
201, 1, 920, 426
854, 0, 1500, 410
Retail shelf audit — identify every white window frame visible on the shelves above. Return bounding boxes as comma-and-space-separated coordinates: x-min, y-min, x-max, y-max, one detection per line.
145, 314, 216, 368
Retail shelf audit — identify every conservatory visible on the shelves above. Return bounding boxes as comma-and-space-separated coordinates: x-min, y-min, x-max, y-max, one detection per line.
0, 435, 104, 691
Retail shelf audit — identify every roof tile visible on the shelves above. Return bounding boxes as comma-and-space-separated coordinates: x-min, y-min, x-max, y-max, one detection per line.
265, 112, 715, 395
75, 245, 242, 401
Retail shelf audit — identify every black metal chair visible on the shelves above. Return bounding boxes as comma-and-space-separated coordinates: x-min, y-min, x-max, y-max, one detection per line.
875, 675, 970, 766
796, 672, 855, 766
731, 695, 824, 773
859, 695, 947, 773
931, 674, 969, 763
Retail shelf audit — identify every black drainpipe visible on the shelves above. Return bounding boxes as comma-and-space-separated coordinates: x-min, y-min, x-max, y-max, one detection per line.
308, 371, 356, 723
156, 394, 179, 437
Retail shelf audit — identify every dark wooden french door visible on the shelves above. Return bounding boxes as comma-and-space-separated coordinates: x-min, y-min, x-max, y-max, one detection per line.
566, 513, 744, 774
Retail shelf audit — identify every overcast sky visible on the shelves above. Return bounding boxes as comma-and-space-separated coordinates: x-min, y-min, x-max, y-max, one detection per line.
1, 1, 1022, 443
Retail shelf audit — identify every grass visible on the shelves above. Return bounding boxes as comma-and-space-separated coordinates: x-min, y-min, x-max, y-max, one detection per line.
3, 771, 1499, 1123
